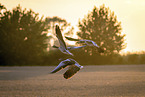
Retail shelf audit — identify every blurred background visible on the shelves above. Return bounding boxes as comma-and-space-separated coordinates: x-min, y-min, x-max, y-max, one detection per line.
0, 0, 145, 66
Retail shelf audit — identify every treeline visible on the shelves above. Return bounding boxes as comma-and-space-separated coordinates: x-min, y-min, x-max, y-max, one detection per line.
0, 3, 71, 66
1, 47, 145, 66
42, 50, 145, 66
0, 3, 145, 66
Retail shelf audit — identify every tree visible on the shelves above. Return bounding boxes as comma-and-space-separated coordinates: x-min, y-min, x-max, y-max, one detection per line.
45, 16, 74, 49
46, 16, 69, 29
0, 4, 50, 65
77, 4, 126, 55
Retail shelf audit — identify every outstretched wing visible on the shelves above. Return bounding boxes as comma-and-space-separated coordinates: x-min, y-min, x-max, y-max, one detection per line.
65, 36, 81, 41
63, 65, 80, 79
50, 60, 68, 73
65, 36, 86, 44
56, 25, 67, 49
65, 36, 104, 53
97, 47, 104, 53
52, 45, 59, 48
67, 45, 87, 50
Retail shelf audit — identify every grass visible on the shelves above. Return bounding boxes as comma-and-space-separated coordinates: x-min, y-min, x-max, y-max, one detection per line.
0, 65, 145, 96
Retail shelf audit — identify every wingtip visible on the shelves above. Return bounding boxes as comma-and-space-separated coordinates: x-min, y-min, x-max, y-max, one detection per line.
98, 47, 104, 53
55, 25, 60, 30
49, 72, 53, 74
63, 73, 71, 79
50, 70, 56, 74
55, 24, 58, 27
52, 45, 59, 48
65, 36, 70, 39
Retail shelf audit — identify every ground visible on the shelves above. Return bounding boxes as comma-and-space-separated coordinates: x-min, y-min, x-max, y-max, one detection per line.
0, 65, 145, 97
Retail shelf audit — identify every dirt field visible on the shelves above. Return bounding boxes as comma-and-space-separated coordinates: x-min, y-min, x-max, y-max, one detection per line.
0, 65, 145, 97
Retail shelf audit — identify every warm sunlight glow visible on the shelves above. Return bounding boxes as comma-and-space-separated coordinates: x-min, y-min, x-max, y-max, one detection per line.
1, 0, 145, 53
67, 41, 76, 45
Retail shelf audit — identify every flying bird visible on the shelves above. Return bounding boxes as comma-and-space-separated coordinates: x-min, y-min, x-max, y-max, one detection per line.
65, 36, 104, 53
50, 58, 83, 79
52, 45, 87, 50
53, 25, 87, 56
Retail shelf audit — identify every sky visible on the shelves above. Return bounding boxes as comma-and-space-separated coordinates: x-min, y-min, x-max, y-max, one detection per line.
1, 0, 145, 53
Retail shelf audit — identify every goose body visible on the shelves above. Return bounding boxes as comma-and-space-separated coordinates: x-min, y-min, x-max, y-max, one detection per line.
54, 25, 74, 56
65, 36, 104, 53
50, 58, 83, 79
53, 25, 87, 56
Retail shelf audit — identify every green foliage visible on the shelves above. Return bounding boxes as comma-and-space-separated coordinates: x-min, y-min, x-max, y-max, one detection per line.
77, 4, 126, 55
0, 4, 50, 65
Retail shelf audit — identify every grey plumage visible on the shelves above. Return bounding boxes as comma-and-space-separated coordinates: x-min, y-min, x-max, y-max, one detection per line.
50, 58, 83, 79
53, 25, 87, 56
65, 36, 104, 53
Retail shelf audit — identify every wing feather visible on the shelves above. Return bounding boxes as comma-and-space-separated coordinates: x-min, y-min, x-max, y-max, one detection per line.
65, 36, 85, 44
56, 25, 67, 49
65, 36, 104, 53
67, 45, 87, 50
65, 36, 81, 41
50, 61, 68, 73
63, 65, 80, 79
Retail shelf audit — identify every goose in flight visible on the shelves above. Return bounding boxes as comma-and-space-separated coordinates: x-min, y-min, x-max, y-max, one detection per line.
50, 58, 83, 79
52, 45, 87, 50
53, 25, 86, 56
65, 36, 104, 53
